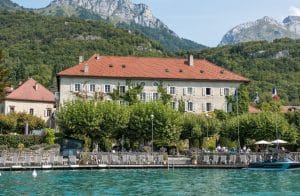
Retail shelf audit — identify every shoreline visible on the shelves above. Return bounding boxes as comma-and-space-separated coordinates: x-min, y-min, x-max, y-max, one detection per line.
0, 164, 245, 171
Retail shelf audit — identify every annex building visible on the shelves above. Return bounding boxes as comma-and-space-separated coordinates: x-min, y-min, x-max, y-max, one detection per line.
57, 54, 249, 113
0, 78, 55, 126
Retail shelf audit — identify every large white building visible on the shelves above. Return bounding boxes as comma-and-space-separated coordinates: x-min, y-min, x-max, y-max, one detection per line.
57, 54, 249, 113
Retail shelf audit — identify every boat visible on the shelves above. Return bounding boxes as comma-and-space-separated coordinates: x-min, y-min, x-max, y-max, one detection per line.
247, 155, 300, 171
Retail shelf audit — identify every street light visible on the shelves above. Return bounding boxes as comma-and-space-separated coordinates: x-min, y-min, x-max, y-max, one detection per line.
150, 114, 154, 153
205, 113, 209, 140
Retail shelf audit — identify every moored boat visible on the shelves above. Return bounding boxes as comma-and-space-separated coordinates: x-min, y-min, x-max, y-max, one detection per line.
247, 156, 300, 171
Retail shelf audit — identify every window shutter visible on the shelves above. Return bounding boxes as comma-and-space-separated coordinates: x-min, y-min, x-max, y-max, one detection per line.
224, 102, 228, 112
211, 88, 214, 96
125, 86, 129, 92
202, 103, 206, 112
183, 88, 186, 95
193, 87, 196, 95
70, 84, 74, 92
102, 85, 106, 93
44, 110, 47, 117
193, 103, 196, 112
167, 86, 170, 94
202, 88, 206, 96
220, 88, 224, 96
185, 102, 188, 112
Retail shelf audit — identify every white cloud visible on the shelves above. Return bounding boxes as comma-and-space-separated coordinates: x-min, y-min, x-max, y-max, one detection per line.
289, 6, 300, 16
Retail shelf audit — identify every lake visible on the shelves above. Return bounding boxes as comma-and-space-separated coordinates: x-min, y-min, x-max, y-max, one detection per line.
0, 169, 299, 195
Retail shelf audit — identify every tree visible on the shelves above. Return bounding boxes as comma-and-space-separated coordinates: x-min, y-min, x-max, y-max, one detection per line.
227, 85, 250, 115
221, 112, 298, 146
126, 101, 182, 149
57, 100, 103, 149
0, 50, 8, 101
157, 83, 172, 105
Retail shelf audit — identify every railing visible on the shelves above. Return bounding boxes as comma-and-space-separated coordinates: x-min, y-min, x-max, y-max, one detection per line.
0, 150, 299, 167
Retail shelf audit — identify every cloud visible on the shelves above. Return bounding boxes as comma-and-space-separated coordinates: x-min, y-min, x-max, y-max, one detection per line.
289, 6, 300, 16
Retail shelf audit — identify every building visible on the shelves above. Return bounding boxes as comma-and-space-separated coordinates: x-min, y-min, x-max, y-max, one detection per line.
0, 78, 55, 126
57, 54, 249, 113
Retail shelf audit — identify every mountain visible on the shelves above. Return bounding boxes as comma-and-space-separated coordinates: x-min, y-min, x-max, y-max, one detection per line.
283, 16, 300, 35
220, 16, 300, 46
0, 0, 24, 10
0, 11, 167, 89
36, 0, 206, 51
198, 38, 300, 105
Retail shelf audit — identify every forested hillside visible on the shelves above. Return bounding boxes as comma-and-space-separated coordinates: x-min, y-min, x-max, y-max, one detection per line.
0, 11, 167, 90
195, 38, 300, 105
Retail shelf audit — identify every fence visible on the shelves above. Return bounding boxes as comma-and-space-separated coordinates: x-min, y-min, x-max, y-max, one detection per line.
0, 150, 299, 167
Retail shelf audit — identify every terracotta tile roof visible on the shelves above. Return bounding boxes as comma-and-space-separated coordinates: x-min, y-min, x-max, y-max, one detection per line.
57, 54, 249, 82
5, 78, 55, 103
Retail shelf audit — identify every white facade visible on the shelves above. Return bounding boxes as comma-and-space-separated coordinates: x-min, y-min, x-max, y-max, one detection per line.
1, 100, 55, 123
59, 77, 240, 113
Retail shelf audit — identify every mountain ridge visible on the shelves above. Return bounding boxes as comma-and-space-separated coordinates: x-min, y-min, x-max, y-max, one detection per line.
35, 0, 206, 51
220, 16, 300, 46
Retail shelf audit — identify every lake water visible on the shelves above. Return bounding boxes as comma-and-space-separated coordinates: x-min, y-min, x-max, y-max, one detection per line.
0, 169, 299, 195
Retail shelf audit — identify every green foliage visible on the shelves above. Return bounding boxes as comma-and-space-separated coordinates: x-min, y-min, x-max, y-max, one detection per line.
57, 100, 102, 142
0, 113, 46, 134
196, 39, 300, 105
122, 83, 143, 105
157, 83, 172, 105
227, 85, 250, 115
0, 11, 167, 89
178, 99, 185, 113
126, 101, 182, 148
118, 22, 206, 52
0, 50, 8, 100
221, 112, 298, 146
0, 134, 45, 148
181, 113, 221, 148
44, 128, 56, 145
285, 110, 300, 131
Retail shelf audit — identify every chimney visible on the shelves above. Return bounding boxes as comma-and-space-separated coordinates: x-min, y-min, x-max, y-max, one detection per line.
96, 54, 100, 60
34, 83, 38, 91
79, 56, 84, 64
84, 63, 89, 73
188, 54, 194, 66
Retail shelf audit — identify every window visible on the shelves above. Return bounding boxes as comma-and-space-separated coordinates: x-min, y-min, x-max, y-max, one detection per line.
74, 83, 81, 92
46, 108, 52, 117
153, 93, 158, 101
206, 103, 212, 112
29, 108, 34, 115
224, 88, 230, 96
104, 85, 111, 93
90, 84, 96, 92
169, 86, 175, 94
153, 82, 159, 87
187, 87, 193, 95
206, 88, 212, 96
171, 101, 176, 110
9, 106, 15, 113
119, 86, 126, 94
140, 92, 146, 101
188, 102, 193, 111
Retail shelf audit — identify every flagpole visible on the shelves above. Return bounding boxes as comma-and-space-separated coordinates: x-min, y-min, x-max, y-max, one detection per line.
236, 89, 241, 153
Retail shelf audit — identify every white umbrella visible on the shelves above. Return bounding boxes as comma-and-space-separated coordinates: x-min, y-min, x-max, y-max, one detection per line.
271, 139, 288, 144
255, 140, 272, 145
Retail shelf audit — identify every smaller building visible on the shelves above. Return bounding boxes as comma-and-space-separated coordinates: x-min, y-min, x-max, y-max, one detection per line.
0, 78, 55, 127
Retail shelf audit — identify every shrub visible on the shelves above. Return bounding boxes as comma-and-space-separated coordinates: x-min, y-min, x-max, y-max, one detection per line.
0, 134, 45, 148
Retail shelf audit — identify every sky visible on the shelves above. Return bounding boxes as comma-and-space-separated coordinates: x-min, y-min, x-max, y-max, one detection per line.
12, 0, 300, 47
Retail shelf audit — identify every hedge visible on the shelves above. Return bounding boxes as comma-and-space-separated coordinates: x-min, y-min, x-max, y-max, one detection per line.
0, 134, 45, 148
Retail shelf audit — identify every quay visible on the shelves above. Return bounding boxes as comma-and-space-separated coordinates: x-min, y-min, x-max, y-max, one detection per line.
0, 164, 245, 171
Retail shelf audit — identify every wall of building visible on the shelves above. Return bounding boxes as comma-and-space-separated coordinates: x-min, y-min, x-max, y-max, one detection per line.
59, 77, 241, 113
3, 100, 55, 124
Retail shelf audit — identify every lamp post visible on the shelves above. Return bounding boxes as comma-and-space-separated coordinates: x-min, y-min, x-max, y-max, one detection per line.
150, 114, 154, 153
205, 113, 209, 139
